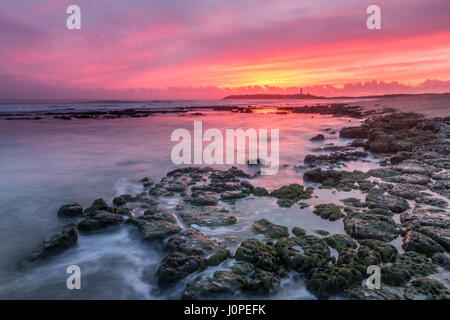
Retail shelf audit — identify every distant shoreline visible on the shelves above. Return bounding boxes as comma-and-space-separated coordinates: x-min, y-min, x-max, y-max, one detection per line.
222, 92, 450, 100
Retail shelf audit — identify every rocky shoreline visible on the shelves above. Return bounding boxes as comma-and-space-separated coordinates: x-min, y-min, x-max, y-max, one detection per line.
18, 108, 450, 300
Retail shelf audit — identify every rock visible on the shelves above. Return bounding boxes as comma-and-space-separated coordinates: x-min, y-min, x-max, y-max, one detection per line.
366, 192, 409, 213
388, 183, 428, 200
178, 205, 237, 227
431, 252, 450, 271
167, 181, 187, 192
337, 246, 381, 274
304, 151, 369, 167
365, 208, 392, 217
157, 252, 206, 285
313, 204, 344, 221
57, 203, 83, 217
307, 264, 363, 299
220, 191, 248, 200
416, 197, 448, 208
404, 278, 450, 300
400, 207, 450, 230
112, 194, 133, 206
340, 198, 366, 208
83, 198, 111, 216
385, 174, 432, 185
402, 231, 445, 257
165, 229, 230, 266
187, 191, 218, 206
292, 227, 307, 237
252, 219, 289, 239
381, 251, 437, 286
77, 211, 123, 231
344, 214, 399, 241
276, 199, 297, 208
368, 168, 400, 178
313, 229, 330, 236
350, 139, 367, 148
303, 168, 370, 191
390, 154, 408, 165
324, 234, 357, 253
275, 236, 330, 273
240, 180, 254, 193
310, 134, 325, 141
339, 126, 368, 139
182, 270, 246, 299
129, 215, 181, 241
29, 224, 78, 261
345, 285, 401, 300
357, 239, 397, 263
270, 184, 313, 205
253, 187, 269, 196
235, 239, 279, 273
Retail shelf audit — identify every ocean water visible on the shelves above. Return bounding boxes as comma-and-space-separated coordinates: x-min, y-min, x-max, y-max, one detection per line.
0, 96, 448, 299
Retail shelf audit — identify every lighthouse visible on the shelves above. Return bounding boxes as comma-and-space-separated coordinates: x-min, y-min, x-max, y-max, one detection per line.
299, 87, 303, 95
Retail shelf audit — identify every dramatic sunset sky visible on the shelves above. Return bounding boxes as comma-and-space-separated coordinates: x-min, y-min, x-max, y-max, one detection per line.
0, 0, 450, 99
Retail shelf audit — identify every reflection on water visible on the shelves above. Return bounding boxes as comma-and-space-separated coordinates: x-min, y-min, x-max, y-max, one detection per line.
0, 110, 379, 299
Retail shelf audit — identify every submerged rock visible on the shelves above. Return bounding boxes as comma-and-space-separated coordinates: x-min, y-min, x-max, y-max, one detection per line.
157, 229, 229, 285
29, 224, 78, 261
345, 285, 401, 300
310, 134, 325, 141
252, 219, 289, 239
182, 261, 281, 299
404, 277, 450, 300
431, 252, 450, 271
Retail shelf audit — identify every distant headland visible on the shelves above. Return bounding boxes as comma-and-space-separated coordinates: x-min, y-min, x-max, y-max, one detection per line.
222, 92, 450, 100
222, 93, 324, 100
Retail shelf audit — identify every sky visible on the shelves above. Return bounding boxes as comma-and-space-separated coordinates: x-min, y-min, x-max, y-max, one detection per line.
0, 0, 450, 99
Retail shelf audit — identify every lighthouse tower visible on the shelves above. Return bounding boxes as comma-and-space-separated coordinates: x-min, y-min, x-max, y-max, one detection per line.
299, 87, 303, 95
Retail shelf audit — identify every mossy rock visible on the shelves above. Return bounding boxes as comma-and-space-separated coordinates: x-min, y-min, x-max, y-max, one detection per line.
235, 239, 279, 273
252, 219, 289, 239
340, 198, 367, 208
404, 277, 450, 300
270, 184, 313, 202
275, 236, 330, 273
277, 198, 297, 208
313, 204, 344, 221
253, 187, 269, 196
292, 227, 307, 237
307, 265, 363, 299
358, 239, 397, 263
324, 234, 357, 253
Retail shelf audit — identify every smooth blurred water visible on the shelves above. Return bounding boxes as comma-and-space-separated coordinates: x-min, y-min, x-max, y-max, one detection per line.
0, 105, 381, 299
